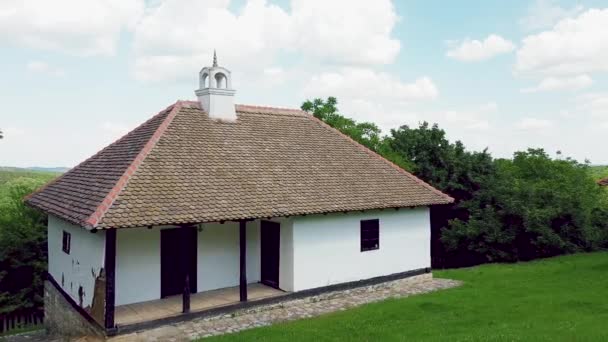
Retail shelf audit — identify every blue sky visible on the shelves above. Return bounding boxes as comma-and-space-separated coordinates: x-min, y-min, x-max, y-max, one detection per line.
0, 0, 606, 167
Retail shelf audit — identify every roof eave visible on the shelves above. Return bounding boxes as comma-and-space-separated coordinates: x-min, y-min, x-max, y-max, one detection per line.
97, 201, 453, 229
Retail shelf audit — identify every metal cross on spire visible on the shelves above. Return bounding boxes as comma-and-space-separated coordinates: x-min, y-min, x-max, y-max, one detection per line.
213, 50, 218, 67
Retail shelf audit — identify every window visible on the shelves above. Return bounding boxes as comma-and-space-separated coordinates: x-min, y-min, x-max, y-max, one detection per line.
62, 231, 71, 254
360, 219, 379, 251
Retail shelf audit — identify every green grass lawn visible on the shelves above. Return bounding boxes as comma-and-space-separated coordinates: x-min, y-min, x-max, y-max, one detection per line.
204, 252, 608, 341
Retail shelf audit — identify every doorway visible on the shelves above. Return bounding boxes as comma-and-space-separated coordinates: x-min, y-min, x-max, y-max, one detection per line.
160, 227, 197, 298
260, 220, 280, 289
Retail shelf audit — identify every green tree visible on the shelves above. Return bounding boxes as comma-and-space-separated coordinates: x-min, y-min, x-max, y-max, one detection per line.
443, 149, 608, 262
0, 177, 48, 314
386, 122, 495, 203
301, 97, 383, 152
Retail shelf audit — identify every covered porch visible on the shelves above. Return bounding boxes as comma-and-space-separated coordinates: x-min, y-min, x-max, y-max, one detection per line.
115, 283, 284, 326
102, 218, 289, 331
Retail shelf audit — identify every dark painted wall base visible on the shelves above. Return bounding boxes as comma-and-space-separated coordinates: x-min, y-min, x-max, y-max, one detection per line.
114, 267, 431, 336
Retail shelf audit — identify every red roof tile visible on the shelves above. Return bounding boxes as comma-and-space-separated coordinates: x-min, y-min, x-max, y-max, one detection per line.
27, 101, 453, 229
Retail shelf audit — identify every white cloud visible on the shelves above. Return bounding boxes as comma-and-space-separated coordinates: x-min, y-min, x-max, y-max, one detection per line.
98, 121, 137, 148
443, 110, 491, 131
516, 9, 608, 76
289, 0, 400, 65
434, 103, 497, 133
133, 0, 400, 82
576, 92, 608, 124
304, 67, 438, 103
101, 122, 131, 136
577, 92, 608, 112
133, 0, 291, 82
26, 61, 65, 77
446, 34, 515, 62
1, 126, 26, 139
520, 0, 584, 31
0, 0, 144, 56
479, 102, 498, 112
521, 74, 593, 93
516, 117, 555, 130
260, 67, 288, 87
301, 67, 437, 131
302, 67, 501, 145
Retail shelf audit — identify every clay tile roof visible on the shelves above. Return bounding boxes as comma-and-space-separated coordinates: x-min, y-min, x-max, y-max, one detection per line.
27, 100, 453, 229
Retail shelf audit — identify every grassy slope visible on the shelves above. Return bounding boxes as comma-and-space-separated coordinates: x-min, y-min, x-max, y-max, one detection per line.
206, 252, 608, 341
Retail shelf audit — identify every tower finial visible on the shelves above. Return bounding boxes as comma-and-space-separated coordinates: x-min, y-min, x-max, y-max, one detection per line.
213, 49, 218, 67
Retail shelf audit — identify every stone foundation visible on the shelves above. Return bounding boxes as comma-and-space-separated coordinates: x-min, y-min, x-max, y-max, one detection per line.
44, 280, 105, 339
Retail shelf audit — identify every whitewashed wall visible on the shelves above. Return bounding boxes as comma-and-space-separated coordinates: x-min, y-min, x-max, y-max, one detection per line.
291, 207, 431, 292
197, 221, 260, 291
278, 219, 294, 292
109, 207, 430, 306
47, 215, 105, 308
113, 222, 262, 306
115, 227, 160, 305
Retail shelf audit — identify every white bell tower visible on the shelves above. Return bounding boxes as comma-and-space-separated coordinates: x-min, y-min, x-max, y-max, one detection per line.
195, 51, 237, 120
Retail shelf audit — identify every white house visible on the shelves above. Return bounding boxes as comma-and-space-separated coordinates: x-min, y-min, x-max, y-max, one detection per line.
27, 54, 453, 337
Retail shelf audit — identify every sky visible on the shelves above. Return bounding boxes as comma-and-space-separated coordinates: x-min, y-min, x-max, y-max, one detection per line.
0, 0, 607, 168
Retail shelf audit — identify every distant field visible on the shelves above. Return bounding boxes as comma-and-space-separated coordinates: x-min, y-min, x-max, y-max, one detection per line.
591, 165, 608, 180
0, 168, 59, 187
0, 168, 59, 200
206, 252, 608, 341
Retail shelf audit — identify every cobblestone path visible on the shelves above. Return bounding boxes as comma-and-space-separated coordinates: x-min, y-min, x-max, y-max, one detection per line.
111, 274, 461, 342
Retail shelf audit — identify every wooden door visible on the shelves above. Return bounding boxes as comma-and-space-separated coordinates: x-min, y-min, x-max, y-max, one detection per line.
260, 221, 280, 288
160, 227, 197, 298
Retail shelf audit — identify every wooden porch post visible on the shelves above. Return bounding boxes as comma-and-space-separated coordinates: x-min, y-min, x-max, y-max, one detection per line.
104, 228, 117, 330
182, 274, 191, 313
239, 220, 247, 302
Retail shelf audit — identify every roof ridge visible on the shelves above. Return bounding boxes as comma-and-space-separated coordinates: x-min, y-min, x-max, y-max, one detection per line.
236, 104, 308, 115
306, 114, 454, 203
170, 101, 308, 116
83, 101, 185, 229
236, 104, 304, 111
179, 100, 200, 107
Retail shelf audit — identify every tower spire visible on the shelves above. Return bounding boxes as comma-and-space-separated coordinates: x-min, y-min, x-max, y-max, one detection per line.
213, 50, 218, 67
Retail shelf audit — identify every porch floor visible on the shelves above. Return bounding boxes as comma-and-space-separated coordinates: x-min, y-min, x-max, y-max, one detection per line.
115, 283, 285, 326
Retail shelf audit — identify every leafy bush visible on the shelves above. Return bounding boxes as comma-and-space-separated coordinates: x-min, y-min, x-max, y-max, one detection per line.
0, 177, 49, 314
443, 149, 608, 262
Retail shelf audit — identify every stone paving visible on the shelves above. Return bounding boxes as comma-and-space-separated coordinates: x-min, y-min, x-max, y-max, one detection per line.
4, 274, 461, 342
110, 274, 461, 342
